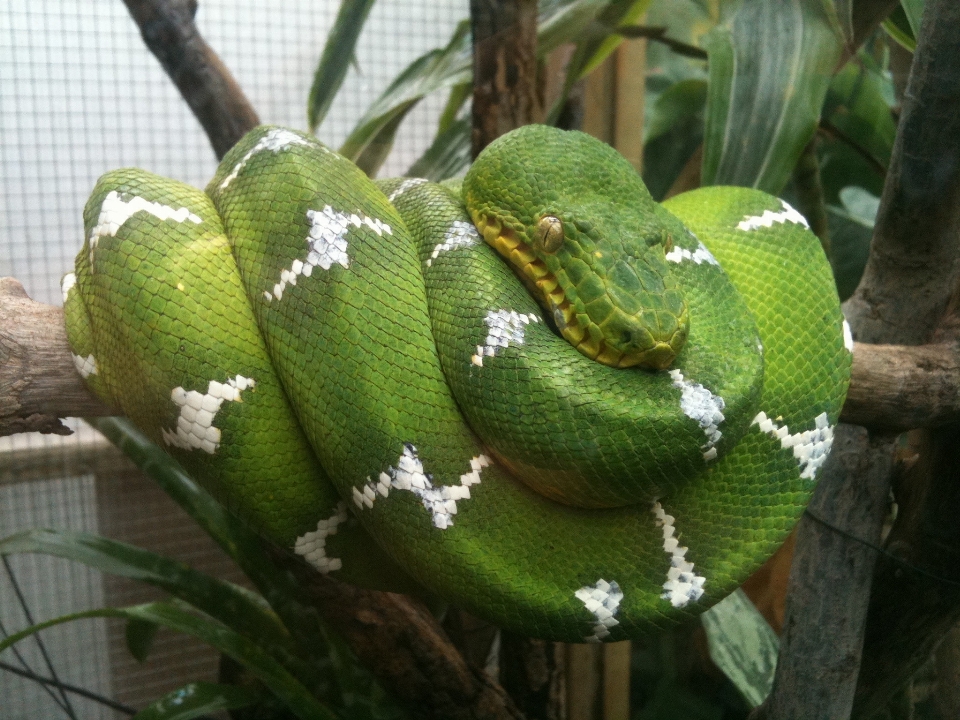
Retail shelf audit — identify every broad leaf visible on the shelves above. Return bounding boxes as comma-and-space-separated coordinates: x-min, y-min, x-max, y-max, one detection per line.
132, 681, 263, 720
642, 78, 707, 200
0, 602, 339, 720
702, 0, 845, 193
901, 0, 924, 38
701, 589, 779, 708
308, 0, 378, 132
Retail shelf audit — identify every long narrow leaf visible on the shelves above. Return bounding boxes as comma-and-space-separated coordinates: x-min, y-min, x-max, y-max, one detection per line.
407, 119, 471, 181
0, 602, 339, 720
0, 529, 297, 666
702, 0, 844, 193
342, 0, 636, 174
308, 0, 378, 132
89, 417, 398, 716
132, 681, 262, 720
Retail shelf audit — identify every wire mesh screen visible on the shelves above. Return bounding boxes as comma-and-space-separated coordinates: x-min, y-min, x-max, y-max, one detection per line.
0, 1, 466, 716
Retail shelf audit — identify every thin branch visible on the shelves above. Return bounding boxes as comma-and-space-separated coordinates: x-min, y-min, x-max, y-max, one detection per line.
615, 25, 708, 61
121, 0, 259, 160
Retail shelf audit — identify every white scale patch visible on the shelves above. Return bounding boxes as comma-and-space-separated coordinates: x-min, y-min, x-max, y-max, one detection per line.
668, 370, 725, 461
161, 374, 255, 455
425, 220, 479, 267
264, 206, 392, 301
352, 445, 489, 530
575, 579, 623, 643
471, 309, 540, 367
218, 128, 314, 190
652, 501, 706, 608
61, 272, 76, 303
293, 502, 348, 573
387, 177, 428, 202
736, 200, 809, 232
843, 319, 854, 353
89, 191, 202, 264
752, 411, 834, 480
72, 354, 98, 378
665, 240, 720, 266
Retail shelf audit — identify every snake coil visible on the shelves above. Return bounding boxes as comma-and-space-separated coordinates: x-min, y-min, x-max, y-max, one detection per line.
63, 125, 850, 642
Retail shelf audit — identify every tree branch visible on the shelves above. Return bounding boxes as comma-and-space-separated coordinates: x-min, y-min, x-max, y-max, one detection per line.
6, 280, 959, 438
121, 0, 259, 160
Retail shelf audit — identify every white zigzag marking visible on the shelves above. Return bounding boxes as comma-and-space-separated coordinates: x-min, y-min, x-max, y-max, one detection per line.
219, 128, 313, 190
668, 370, 725, 461
61, 272, 76, 303
652, 501, 706, 608
736, 200, 809, 232
387, 177, 428, 202
264, 206, 392, 302
752, 411, 834, 480
352, 445, 490, 530
161, 375, 255, 455
471, 309, 540, 367
72, 354, 98, 379
294, 502, 349, 573
89, 191, 201, 264
575, 579, 624, 643
665, 240, 720, 266
426, 220, 479, 267
843, 319, 854, 353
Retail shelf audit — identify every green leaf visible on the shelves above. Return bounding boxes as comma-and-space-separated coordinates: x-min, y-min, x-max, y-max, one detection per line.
882, 5, 916, 52
89, 418, 404, 718
0, 602, 339, 720
407, 118, 471, 181
132, 681, 263, 720
126, 617, 160, 664
342, 0, 642, 172
702, 0, 845, 193
701, 589, 779, 708
837, 185, 880, 227
308, 0, 378, 132
545, 0, 652, 124
645, 78, 708, 144
338, 20, 471, 170
0, 529, 296, 665
901, 0, 924, 38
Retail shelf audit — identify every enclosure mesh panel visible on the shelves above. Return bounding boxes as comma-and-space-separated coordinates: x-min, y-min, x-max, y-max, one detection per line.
0, 1, 467, 717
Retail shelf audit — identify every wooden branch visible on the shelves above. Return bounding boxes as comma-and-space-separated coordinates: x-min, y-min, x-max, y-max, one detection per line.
272, 550, 524, 720
121, 0, 259, 160
843, 0, 960, 346
469, 0, 542, 157
0, 277, 114, 437
5, 278, 959, 436
749, 425, 894, 720
841, 342, 960, 430
762, 1, 960, 717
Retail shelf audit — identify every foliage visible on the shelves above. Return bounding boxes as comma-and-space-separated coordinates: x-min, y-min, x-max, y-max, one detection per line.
3, 0, 918, 716
1, 418, 407, 720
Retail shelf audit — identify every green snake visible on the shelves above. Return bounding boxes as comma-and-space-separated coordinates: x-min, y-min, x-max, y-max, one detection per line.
62, 125, 851, 642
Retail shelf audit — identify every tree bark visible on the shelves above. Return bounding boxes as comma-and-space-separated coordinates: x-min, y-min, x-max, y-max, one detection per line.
755, 1, 960, 717
470, 0, 542, 157
121, 0, 260, 160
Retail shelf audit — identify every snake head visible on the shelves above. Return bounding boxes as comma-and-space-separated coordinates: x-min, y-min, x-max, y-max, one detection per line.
464, 125, 689, 370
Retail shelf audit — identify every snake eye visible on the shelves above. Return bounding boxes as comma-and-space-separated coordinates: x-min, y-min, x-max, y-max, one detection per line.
535, 215, 564, 253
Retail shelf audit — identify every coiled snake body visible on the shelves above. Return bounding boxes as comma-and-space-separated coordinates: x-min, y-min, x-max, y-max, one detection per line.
63, 125, 850, 642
